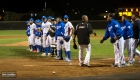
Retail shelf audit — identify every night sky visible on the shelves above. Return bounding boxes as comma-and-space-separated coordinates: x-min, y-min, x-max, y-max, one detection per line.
0, 0, 139, 14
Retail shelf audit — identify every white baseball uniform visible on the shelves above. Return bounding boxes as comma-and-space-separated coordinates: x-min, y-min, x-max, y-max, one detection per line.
42, 22, 49, 48
113, 37, 125, 65
29, 23, 36, 51
64, 21, 74, 51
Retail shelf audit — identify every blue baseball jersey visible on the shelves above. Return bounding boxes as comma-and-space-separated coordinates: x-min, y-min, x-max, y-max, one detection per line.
26, 26, 30, 36
55, 21, 65, 40
35, 30, 43, 37
120, 20, 133, 40
36, 24, 42, 29
103, 19, 123, 40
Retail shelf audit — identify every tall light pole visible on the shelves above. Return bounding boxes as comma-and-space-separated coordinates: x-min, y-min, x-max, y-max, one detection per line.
45, 2, 46, 10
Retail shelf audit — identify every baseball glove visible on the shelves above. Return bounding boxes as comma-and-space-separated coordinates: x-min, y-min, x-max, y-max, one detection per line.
110, 38, 116, 43
73, 42, 77, 49
60, 40, 63, 44
64, 36, 71, 42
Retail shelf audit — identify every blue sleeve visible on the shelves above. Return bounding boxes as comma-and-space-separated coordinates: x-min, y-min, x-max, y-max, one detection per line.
103, 27, 110, 40
61, 23, 65, 37
114, 22, 122, 37
126, 23, 133, 38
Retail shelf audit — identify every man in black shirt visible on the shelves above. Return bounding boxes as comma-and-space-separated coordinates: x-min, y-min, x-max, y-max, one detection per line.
73, 15, 96, 67
128, 13, 140, 66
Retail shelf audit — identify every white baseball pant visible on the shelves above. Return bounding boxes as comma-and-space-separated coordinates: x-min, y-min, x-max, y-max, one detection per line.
113, 37, 125, 65
56, 36, 64, 50
64, 37, 72, 51
30, 34, 35, 51
131, 38, 140, 58
35, 37, 42, 52
79, 44, 91, 64
124, 38, 133, 63
46, 35, 56, 47
27, 36, 31, 45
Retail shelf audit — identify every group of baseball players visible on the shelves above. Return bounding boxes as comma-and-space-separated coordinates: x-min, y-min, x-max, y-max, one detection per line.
100, 12, 140, 67
26, 15, 74, 62
25, 13, 140, 68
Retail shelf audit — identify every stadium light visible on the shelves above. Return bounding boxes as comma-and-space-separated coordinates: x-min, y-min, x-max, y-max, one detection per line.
106, 10, 108, 12
75, 12, 77, 14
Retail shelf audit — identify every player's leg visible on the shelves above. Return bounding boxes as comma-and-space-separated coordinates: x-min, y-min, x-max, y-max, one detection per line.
50, 37, 56, 57
30, 34, 35, 52
28, 36, 31, 50
118, 37, 125, 65
35, 37, 38, 52
79, 45, 84, 66
127, 38, 133, 64
56, 36, 63, 60
113, 40, 121, 67
31, 34, 36, 52
41, 36, 47, 56
64, 40, 71, 61
83, 44, 91, 66
47, 35, 52, 56
37, 37, 42, 52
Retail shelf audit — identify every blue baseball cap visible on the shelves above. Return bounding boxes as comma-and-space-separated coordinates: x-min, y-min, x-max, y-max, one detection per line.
29, 18, 34, 21
64, 15, 69, 18
42, 16, 46, 19
26, 21, 29, 24
48, 16, 52, 19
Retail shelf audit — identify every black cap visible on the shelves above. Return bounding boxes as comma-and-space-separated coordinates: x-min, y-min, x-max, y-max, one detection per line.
108, 13, 114, 18
132, 12, 139, 17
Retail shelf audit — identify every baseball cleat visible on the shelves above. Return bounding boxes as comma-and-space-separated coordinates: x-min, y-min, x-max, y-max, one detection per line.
41, 53, 46, 56
83, 63, 91, 67
56, 57, 63, 60
79, 63, 84, 67
111, 63, 121, 68
125, 63, 133, 66
64, 57, 71, 62
48, 53, 51, 56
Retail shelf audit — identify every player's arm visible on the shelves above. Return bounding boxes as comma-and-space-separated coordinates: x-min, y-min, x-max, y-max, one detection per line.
69, 22, 74, 36
114, 22, 122, 40
73, 25, 78, 43
126, 23, 133, 39
100, 27, 110, 43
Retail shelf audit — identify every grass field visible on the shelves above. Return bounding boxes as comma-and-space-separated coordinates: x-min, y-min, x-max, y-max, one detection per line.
1, 30, 140, 79
0, 29, 136, 59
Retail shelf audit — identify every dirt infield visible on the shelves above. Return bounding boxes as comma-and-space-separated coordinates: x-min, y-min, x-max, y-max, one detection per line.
0, 57, 140, 78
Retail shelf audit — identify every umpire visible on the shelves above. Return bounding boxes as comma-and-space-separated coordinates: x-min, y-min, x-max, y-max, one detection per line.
73, 15, 96, 67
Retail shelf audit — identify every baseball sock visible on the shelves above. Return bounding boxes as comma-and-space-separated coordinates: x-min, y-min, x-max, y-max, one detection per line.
31, 45, 33, 51
67, 51, 71, 60
33, 46, 36, 51
38, 45, 41, 52
45, 47, 48, 55
64, 50, 67, 57
59, 50, 62, 59
29, 45, 31, 50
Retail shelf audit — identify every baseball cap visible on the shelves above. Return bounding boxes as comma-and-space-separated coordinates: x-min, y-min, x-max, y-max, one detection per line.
48, 16, 52, 19
26, 20, 29, 24
42, 16, 46, 19
108, 13, 114, 17
29, 18, 34, 21
64, 15, 69, 18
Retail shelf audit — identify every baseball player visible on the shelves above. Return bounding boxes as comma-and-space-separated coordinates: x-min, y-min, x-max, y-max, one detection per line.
35, 20, 43, 52
26, 20, 31, 51
47, 18, 57, 57
63, 15, 74, 62
120, 15, 133, 66
131, 13, 140, 64
29, 18, 36, 52
41, 16, 48, 56
100, 13, 125, 67
45, 16, 53, 56
73, 15, 96, 67
55, 16, 65, 60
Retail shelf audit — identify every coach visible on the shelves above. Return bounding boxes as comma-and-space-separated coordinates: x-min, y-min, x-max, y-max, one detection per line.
73, 15, 96, 67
